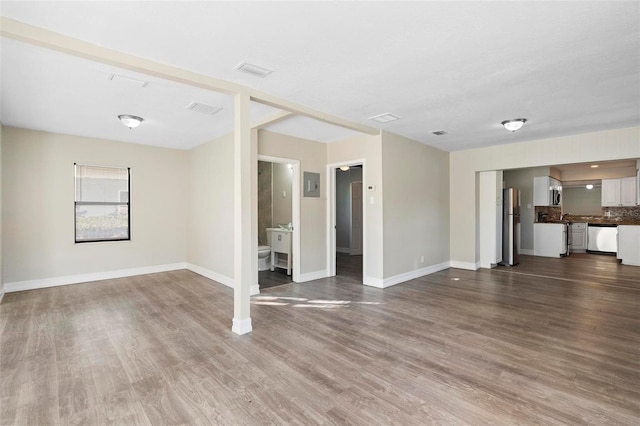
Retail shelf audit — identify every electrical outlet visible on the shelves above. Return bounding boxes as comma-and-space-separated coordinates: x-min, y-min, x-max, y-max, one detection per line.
420, 255, 424, 263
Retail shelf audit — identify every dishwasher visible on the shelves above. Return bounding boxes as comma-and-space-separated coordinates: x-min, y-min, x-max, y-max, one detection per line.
586, 223, 618, 254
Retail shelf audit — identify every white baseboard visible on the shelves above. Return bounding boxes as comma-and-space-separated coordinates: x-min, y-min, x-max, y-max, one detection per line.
5, 263, 187, 293
232, 317, 252, 335
363, 276, 384, 288
186, 263, 260, 295
449, 260, 480, 271
336, 247, 350, 254
298, 269, 328, 283
186, 263, 234, 289
364, 261, 451, 289
519, 249, 534, 255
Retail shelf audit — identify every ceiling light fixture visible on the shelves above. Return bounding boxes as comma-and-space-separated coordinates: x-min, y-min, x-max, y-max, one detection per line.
590, 165, 599, 168
340, 166, 350, 171
369, 113, 401, 123
586, 184, 594, 190
118, 114, 144, 129
501, 118, 527, 132
234, 62, 273, 78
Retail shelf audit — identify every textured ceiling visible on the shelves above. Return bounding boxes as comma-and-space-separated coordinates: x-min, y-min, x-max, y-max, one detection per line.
1, 1, 639, 151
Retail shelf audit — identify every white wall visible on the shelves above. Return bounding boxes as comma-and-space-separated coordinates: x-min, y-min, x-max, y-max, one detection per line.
381, 131, 450, 279
563, 187, 602, 215
327, 133, 384, 283
479, 170, 502, 268
0, 124, 3, 300
187, 133, 235, 284
258, 130, 327, 277
450, 126, 640, 268
2, 127, 188, 288
336, 167, 362, 251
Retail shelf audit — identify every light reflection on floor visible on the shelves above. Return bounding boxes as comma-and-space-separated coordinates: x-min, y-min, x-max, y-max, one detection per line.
251, 295, 383, 309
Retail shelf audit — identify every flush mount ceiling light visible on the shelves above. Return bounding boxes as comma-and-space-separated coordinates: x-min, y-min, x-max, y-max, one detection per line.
234, 62, 273, 78
590, 164, 599, 168
118, 114, 144, 129
340, 166, 350, 171
501, 118, 527, 132
368, 113, 401, 123
586, 184, 594, 190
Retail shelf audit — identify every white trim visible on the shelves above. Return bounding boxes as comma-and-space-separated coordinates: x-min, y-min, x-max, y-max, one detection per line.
232, 317, 253, 335
364, 262, 450, 289
187, 264, 260, 295
449, 261, 480, 271
297, 269, 328, 283
5, 262, 187, 293
186, 263, 234, 289
336, 247, 350, 254
519, 249, 535, 255
363, 276, 384, 288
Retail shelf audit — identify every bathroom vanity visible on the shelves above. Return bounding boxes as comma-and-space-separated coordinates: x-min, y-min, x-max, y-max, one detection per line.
267, 228, 293, 275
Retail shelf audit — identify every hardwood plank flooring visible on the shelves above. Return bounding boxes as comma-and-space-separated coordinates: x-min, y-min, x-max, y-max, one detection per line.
336, 253, 363, 282
1, 255, 639, 425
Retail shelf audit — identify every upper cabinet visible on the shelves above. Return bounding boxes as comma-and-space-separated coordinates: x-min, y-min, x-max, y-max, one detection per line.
602, 177, 637, 206
533, 176, 562, 206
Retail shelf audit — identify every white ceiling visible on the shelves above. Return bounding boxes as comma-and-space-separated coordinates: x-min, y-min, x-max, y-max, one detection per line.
1, 1, 639, 151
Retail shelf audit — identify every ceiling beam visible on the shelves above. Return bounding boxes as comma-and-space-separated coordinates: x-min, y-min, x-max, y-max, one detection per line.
251, 110, 295, 130
1, 17, 379, 136
250, 93, 378, 135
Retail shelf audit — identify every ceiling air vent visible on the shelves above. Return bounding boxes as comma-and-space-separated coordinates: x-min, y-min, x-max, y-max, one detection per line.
431, 130, 447, 136
234, 62, 273, 78
368, 113, 401, 123
186, 101, 223, 116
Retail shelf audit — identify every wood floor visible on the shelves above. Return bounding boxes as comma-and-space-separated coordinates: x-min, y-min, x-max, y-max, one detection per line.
1, 254, 639, 425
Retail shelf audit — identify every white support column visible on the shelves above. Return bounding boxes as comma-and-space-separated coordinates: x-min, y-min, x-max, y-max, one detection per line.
232, 92, 253, 335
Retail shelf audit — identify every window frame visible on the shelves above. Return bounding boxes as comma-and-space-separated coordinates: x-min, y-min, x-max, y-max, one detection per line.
74, 163, 131, 243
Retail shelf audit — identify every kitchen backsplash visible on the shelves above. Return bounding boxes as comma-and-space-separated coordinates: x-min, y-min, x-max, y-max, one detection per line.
535, 206, 561, 222
603, 206, 640, 220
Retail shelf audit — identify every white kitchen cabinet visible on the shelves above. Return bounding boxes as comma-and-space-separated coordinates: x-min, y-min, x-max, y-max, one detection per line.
569, 222, 587, 252
620, 177, 637, 206
533, 176, 562, 206
534, 223, 567, 257
618, 225, 640, 266
602, 177, 637, 206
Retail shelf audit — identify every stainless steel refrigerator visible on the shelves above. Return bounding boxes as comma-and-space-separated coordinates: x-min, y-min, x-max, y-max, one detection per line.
500, 188, 520, 266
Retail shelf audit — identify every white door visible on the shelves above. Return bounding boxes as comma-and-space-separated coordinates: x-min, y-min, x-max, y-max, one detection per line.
350, 181, 363, 255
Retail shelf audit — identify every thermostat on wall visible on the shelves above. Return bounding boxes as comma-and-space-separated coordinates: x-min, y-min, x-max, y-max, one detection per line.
367, 185, 376, 191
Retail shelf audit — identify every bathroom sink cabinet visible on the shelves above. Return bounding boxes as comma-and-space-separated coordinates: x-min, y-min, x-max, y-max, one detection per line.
267, 229, 292, 275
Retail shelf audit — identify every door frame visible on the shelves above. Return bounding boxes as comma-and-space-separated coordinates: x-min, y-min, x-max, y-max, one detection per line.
258, 155, 300, 283
326, 159, 366, 281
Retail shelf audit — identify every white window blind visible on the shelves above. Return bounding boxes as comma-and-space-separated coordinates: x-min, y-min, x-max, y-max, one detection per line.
74, 164, 130, 242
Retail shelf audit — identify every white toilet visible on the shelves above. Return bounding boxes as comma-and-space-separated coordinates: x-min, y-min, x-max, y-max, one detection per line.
258, 245, 271, 271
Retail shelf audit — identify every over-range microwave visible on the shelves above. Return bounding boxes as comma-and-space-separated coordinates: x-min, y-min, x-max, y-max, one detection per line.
551, 189, 561, 206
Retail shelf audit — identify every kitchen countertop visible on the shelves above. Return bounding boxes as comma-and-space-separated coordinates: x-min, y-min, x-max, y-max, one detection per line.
537, 215, 640, 226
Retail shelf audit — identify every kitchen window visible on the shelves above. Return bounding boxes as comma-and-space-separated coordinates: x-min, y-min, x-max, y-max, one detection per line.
74, 164, 130, 243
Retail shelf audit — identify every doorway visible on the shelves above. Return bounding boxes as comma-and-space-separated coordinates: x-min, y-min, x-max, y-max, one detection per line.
257, 155, 300, 289
327, 161, 366, 282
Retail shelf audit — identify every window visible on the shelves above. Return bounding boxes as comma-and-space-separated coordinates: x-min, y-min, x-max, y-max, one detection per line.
74, 164, 130, 243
